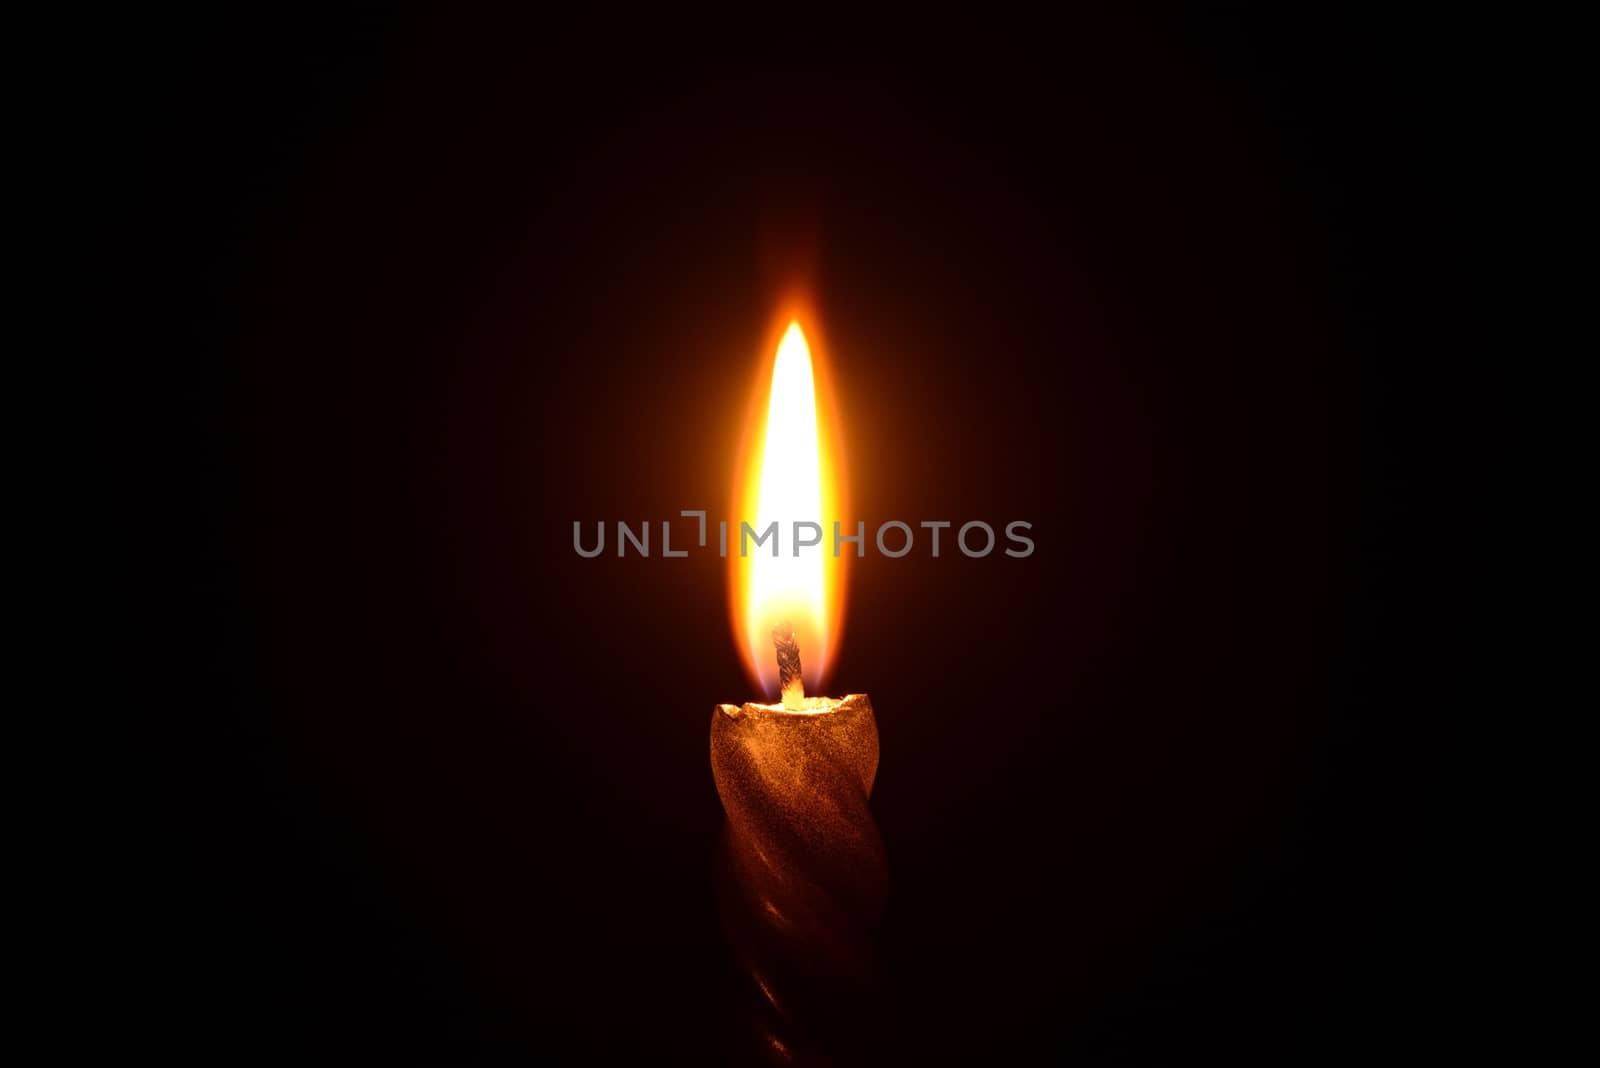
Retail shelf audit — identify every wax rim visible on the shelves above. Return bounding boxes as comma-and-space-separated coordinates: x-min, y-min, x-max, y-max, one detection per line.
718, 693, 870, 718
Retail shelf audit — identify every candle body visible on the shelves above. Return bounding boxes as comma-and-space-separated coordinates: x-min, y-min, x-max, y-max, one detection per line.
711, 694, 887, 1063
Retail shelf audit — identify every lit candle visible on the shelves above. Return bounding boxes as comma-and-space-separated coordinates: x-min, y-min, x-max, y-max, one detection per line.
712, 320, 887, 1062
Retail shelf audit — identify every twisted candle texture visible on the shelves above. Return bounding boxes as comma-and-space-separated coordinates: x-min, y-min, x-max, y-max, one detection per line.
711, 694, 888, 1064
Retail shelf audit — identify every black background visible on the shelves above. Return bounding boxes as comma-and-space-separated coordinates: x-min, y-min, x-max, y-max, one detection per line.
134, 10, 1465, 1064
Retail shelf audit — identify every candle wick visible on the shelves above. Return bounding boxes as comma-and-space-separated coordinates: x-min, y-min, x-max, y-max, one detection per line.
771, 622, 806, 710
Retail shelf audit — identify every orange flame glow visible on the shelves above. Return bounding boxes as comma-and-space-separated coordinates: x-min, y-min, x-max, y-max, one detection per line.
729, 314, 847, 699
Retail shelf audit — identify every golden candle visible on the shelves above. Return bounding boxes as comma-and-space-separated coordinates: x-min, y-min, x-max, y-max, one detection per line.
713, 318, 887, 1063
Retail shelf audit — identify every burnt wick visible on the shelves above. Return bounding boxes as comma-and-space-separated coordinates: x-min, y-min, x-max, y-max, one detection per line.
771, 621, 806, 711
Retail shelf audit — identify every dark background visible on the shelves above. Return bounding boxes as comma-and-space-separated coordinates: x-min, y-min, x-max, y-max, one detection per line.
132, 10, 1465, 1064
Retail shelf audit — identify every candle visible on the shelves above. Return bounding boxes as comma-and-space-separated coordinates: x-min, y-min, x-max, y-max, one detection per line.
713, 319, 887, 1062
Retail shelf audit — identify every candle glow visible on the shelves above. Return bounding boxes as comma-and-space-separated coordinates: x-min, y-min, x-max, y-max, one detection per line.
729, 319, 847, 699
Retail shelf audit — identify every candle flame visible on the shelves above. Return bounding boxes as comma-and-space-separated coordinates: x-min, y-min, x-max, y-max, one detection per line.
730, 317, 846, 698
